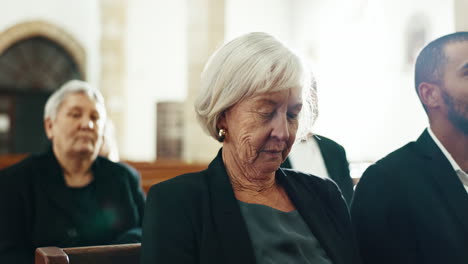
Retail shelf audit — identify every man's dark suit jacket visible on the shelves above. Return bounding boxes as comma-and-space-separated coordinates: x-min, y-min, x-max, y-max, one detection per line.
351, 129, 468, 264
282, 134, 354, 205
141, 149, 361, 264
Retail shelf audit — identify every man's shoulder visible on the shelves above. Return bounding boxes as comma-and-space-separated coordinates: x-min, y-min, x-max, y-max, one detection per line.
373, 141, 422, 169
359, 141, 426, 187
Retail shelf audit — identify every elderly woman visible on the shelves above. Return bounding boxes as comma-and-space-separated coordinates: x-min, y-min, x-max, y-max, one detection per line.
0, 80, 145, 263
141, 32, 361, 264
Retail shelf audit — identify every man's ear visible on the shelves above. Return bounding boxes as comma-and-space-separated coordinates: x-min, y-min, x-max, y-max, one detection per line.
418, 82, 443, 109
44, 118, 53, 140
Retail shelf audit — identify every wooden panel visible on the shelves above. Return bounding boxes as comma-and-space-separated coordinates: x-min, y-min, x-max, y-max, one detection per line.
65, 243, 140, 264
35, 247, 68, 264
125, 160, 207, 193
0, 153, 26, 169
35, 243, 140, 264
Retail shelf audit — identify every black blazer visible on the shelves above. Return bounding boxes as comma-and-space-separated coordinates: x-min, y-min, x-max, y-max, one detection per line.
0, 150, 145, 264
282, 135, 354, 205
141, 149, 361, 264
351, 129, 468, 264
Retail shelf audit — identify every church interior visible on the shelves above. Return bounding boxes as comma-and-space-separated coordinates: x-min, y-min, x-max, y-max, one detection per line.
0, 0, 467, 180
2, 1, 468, 263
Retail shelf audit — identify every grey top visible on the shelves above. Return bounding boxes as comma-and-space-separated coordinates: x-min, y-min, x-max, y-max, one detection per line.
239, 201, 333, 264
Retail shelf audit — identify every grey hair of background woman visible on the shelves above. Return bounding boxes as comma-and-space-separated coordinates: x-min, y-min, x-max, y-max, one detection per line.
43, 79, 107, 121
195, 32, 318, 142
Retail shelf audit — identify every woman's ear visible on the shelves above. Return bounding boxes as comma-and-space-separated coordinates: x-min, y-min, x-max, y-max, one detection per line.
44, 118, 54, 140
418, 82, 442, 109
217, 110, 227, 130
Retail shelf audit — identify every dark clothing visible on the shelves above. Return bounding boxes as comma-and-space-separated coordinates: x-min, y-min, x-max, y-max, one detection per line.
282, 135, 354, 205
141, 149, 361, 264
239, 201, 333, 264
0, 150, 145, 264
351, 129, 468, 264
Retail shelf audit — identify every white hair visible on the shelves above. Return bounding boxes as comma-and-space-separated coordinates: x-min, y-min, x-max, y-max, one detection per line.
44, 79, 106, 121
195, 32, 317, 142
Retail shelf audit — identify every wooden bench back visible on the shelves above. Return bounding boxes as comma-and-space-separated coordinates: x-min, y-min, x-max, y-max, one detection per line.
35, 243, 140, 264
125, 160, 206, 192
0, 154, 27, 169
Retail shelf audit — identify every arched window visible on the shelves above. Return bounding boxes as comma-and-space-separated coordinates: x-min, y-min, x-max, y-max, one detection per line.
0, 36, 83, 153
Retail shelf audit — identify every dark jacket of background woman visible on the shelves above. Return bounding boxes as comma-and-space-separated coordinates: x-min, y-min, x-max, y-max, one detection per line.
0, 149, 145, 264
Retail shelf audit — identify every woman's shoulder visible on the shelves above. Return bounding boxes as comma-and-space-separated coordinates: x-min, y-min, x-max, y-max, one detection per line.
280, 168, 340, 194
281, 168, 333, 184
95, 157, 140, 178
281, 168, 348, 215
0, 152, 52, 195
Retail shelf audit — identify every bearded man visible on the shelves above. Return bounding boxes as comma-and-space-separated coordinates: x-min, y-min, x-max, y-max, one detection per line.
351, 32, 468, 264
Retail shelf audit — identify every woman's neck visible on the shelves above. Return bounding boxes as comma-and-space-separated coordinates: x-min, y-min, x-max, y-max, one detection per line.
222, 148, 294, 211
54, 148, 95, 187
222, 147, 276, 193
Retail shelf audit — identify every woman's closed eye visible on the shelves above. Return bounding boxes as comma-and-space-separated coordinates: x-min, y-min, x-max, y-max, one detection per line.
254, 109, 275, 120
261, 111, 275, 119
68, 111, 82, 119
287, 112, 299, 120
90, 112, 100, 122
287, 103, 302, 121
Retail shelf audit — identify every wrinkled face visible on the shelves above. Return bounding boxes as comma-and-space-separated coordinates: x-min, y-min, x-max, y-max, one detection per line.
45, 93, 106, 158
440, 41, 468, 135
220, 88, 302, 174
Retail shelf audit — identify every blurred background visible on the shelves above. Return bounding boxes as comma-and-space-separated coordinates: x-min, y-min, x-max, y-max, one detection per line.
0, 0, 467, 178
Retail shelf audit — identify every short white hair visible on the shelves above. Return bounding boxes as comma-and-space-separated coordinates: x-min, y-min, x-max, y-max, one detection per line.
195, 32, 317, 142
44, 79, 106, 121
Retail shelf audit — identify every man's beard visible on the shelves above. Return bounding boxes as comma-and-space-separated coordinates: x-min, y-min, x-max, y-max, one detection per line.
441, 88, 468, 135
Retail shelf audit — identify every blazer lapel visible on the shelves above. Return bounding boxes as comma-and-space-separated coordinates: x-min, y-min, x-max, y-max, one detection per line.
315, 135, 338, 181
277, 169, 345, 264
415, 130, 468, 236
207, 149, 256, 264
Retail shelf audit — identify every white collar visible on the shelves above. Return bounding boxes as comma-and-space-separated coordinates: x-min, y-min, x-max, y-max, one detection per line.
427, 127, 464, 173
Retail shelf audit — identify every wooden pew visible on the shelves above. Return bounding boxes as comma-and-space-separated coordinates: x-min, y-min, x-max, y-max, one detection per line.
35, 243, 140, 264
0, 153, 27, 169
124, 160, 207, 193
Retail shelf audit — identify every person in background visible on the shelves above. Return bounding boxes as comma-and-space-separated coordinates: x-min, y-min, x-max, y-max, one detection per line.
282, 133, 354, 205
351, 32, 468, 264
141, 32, 361, 264
0, 80, 145, 263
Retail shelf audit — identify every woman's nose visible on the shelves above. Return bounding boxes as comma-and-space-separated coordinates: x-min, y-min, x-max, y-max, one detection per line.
271, 114, 289, 141
80, 118, 94, 129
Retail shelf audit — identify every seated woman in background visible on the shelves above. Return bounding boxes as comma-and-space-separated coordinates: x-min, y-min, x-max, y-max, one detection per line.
0, 80, 145, 263
141, 32, 361, 264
